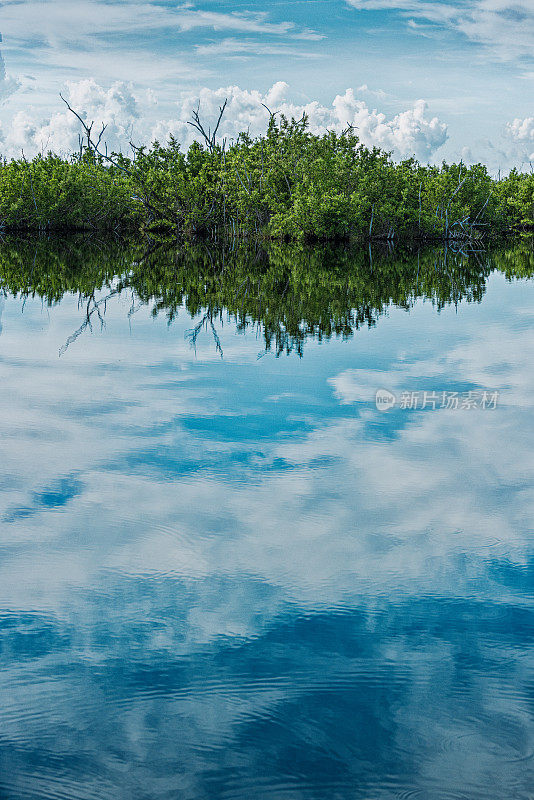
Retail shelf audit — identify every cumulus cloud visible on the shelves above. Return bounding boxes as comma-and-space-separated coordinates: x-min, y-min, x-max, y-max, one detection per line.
148, 84, 448, 161
506, 116, 534, 160
1, 79, 141, 157
0, 79, 448, 162
146, 83, 447, 162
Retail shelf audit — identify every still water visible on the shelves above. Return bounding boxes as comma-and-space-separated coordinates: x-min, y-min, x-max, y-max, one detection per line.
1, 239, 534, 799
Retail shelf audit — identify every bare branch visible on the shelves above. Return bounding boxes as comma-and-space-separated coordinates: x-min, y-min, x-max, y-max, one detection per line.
187, 99, 228, 153
59, 92, 130, 175
261, 103, 281, 124
211, 99, 228, 144
95, 122, 107, 152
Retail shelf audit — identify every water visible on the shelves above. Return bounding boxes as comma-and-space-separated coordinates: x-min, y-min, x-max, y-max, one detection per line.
1, 239, 534, 800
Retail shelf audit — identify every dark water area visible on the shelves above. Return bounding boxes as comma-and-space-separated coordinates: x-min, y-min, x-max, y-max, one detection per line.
1, 237, 534, 800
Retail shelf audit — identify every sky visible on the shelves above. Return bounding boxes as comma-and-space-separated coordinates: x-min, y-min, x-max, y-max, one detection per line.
0, 0, 533, 169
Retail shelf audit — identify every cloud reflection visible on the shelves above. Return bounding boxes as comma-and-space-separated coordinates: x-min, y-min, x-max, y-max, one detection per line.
0, 261, 533, 799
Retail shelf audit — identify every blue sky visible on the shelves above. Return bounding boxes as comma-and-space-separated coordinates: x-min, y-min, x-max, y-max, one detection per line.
0, 0, 533, 167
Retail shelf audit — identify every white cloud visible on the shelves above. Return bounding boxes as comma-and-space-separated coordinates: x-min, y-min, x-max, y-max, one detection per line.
3, 72, 531, 171
346, 0, 534, 61
194, 37, 322, 59
1, 79, 141, 156
0, 0, 319, 87
335, 92, 448, 160
0, 0, 300, 44
0, 37, 19, 104
356, 84, 388, 100
0, 1, 320, 101
506, 116, 534, 160
148, 84, 448, 162
0, 79, 448, 162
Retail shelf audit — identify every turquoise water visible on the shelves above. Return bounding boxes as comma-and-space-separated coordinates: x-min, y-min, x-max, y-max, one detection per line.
1, 241, 534, 799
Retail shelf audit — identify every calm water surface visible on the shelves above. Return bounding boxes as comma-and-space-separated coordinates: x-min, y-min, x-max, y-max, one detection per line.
1, 240, 534, 799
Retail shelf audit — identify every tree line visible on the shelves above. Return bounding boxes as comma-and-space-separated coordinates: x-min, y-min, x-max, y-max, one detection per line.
0, 103, 533, 241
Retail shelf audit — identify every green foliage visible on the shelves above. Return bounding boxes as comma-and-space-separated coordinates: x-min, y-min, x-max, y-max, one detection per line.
495, 170, 534, 228
0, 115, 532, 240
0, 152, 137, 231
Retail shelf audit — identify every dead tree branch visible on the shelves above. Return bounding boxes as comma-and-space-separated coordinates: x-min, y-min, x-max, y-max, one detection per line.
187, 99, 228, 153
59, 93, 130, 175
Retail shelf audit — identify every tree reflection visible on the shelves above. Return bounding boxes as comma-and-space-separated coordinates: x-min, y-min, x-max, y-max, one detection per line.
0, 236, 532, 356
